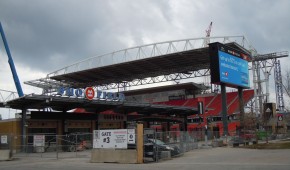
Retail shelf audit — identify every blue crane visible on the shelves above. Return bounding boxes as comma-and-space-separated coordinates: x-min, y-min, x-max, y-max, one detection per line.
0, 22, 24, 97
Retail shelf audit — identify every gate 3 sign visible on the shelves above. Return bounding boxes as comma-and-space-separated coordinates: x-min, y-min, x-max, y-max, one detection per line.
93, 129, 135, 149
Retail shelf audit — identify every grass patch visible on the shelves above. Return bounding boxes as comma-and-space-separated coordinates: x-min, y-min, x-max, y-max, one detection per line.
243, 141, 290, 149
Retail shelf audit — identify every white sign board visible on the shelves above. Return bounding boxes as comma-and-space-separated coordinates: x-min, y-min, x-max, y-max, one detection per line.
278, 115, 283, 121
33, 135, 45, 147
127, 129, 135, 144
93, 129, 128, 149
1, 135, 8, 144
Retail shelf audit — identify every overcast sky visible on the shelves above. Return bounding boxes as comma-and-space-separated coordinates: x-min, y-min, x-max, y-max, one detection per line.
0, 0, 290, 118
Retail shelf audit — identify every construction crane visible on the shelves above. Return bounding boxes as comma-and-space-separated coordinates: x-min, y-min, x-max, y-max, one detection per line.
252, 51, 288, 115
202, 22, 217, 92
203, 22, 213, 88
206, 22, 213, 37
274, 60, 285, 111
203, 22, 212, 47
0, 22, 24, 97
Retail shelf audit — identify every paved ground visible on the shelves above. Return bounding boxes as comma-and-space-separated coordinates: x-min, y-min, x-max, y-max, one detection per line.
1, 147, 290, 170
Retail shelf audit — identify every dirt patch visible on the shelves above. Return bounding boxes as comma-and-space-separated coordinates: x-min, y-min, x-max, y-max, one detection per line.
242, 141, 290, 149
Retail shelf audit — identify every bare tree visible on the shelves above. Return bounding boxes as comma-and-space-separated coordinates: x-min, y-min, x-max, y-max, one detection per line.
281, 68, 290, 111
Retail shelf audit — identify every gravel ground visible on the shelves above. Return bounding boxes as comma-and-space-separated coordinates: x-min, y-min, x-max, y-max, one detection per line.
1, 147, 290, 170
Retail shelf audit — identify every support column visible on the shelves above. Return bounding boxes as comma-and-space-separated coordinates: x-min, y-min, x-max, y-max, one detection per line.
57, 120, 62, 145
183, 115, 188, 131
21, 108, 26, 151
238, 87, 245, 131
221, 83, 228, 135
136, 123, 144, 164
62, 110, 67, 135
124, 109, 128, 129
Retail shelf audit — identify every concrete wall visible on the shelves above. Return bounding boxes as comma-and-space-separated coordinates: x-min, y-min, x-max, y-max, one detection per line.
91, 149, 137, 164
0, 150, 11, 161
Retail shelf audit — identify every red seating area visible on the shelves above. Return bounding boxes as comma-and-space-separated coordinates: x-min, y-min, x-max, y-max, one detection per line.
72, 89, 254, 135
155, 89, 254, 135
156, 90, 254, 117
226, 90, 254, 115
182, 98, 198, 107
74, 90, 254, 120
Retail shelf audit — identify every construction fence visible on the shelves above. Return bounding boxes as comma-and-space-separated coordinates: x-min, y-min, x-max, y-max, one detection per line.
206, 129, 290, 147
2, 133, 92, 159
1, 129, 289, 161
143, 130, 198, 162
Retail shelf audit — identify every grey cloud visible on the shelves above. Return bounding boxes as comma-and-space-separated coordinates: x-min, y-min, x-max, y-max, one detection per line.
0, 0, 176, 73
0, 0, 289, 75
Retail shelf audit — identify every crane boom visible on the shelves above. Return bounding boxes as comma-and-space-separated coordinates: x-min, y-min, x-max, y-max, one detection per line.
0, 22, 24, 97
203, 22, 213, 47
206, 22, 213, 37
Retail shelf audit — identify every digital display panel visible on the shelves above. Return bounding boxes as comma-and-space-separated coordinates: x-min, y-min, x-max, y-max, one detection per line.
218, 50, 249, 88
209, 42, 250, 88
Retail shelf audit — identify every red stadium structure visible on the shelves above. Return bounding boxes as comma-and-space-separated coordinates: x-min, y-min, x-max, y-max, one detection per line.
72, 84, 254, 136
2, 36, 258, 145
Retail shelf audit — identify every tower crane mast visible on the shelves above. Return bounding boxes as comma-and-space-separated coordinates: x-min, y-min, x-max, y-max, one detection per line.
203, 22, 213, 47
206, 22, 213, 37
203, 22, 217, 92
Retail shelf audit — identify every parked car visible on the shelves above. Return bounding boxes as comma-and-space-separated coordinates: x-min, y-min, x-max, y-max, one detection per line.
231, 130, 257, 147
231, 134, 256, 147
144, 138, 180, 160
240, 130, 256, 140
231, 135, 248, 147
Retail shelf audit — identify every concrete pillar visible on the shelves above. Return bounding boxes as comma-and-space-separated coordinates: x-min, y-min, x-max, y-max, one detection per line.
62, 110, 67, 135
221, 83, 228, 136
21, 109, 26, 151
136, 123, 143, 164
238, 87, 245, 131
183, 115, 188, 131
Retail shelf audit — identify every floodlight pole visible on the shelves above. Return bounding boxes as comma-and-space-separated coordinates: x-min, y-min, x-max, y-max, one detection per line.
221, 83, 228, 136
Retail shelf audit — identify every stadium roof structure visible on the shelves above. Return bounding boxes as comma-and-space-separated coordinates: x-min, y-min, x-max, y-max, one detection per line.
24, 36, 254, 91
3, 94, 197, 116
2, 36, 256, 116
124, 82, 208, 96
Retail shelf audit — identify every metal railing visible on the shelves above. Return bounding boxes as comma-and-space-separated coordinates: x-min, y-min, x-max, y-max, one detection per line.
0, 89, 19, 103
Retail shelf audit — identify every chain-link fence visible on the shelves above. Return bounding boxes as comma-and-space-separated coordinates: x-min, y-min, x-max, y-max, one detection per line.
11, 133, 92, 159
206, 129, 290, 147
4, 128, 290, 161
143, 131, 198, 162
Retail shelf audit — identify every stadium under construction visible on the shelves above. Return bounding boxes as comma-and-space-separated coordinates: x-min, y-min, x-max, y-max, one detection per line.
0, 35, 289, 153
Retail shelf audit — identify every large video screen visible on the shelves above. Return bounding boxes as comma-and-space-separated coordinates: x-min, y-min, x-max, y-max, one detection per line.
218, 50, 249, 88
209, 42, 250, 88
